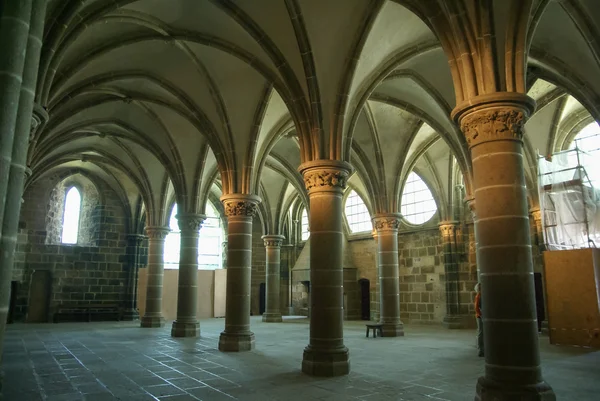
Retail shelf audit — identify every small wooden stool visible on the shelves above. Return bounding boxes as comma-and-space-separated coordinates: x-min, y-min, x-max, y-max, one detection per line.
365, 323, 383, 338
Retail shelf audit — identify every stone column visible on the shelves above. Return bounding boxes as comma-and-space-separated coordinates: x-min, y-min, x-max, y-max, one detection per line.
439, 221, 463, 328
140, 226, 170, 328
262, 235, 285, 322
372, 230, 380, 321
299, 160, 351, 377
171, 213, 205, 337
373, 214, 404, 337
452, 93, 555, 400
122, 234, 145, 320
219, 194, 260, 352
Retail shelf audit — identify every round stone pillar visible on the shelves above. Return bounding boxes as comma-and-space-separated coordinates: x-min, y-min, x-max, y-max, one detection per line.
373, 214, 404, 337
171, 213, 205, 337
453, 93, 555, 400
439, 221, 464, 329
299, 160, 351, 377
219, 194, 260, 352
140, 226, 170, 328
262, 235, 285, 322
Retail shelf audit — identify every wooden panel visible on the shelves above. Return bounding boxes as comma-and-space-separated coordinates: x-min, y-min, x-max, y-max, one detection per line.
543, 248, 600, 348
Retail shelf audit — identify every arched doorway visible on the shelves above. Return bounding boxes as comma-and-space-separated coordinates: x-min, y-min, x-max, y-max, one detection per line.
359, 278, 370, 320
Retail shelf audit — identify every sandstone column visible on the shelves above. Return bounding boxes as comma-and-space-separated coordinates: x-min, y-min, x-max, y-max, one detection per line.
171, 213, 205, 337
219, 194, 260, 351
439, 221, 463, 329
262, 235, 284, 322
140, 226, 170, 328
299, 160, 351, 376
122, 234, 145, 320
452, 93, 555, 400
373, 214, 404, 336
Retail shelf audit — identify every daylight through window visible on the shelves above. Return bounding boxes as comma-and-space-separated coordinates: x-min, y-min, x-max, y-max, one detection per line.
301, 208, 309, 240
61, 187, 81, 244
163, 203, 223, 269
401, 172, 437, 225
569, 122, 600, 187
344, 190, 372, 233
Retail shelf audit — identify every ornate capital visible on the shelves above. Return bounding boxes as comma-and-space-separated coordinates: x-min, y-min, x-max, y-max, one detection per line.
530, 208, 542, 223
31, 103, 49, 139
439, 221, 459, 238
465, 196, 476, 219
127, 234, 146, 246
262, 234, 285, 248
451, 93, 535, 149
221, 194, 261, 218
298, 160, 352, 193
176, 213, 206, 231
372, 214, 401, 232
145, 226, 170, 239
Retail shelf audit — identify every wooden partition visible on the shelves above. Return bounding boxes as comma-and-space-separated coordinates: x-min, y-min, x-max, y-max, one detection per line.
543, 248, 600, 348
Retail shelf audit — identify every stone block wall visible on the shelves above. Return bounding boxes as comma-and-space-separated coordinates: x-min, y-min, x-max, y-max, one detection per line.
348, 237, 377, 319
250, 216, 266, 316
12, 173, 133, 322
398, 229, 446, 324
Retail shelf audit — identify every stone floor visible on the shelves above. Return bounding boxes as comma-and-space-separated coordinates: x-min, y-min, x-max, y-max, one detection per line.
1, 317, 599, 401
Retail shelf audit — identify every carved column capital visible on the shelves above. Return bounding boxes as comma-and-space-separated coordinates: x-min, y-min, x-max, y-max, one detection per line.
31, 103, 49, 139
176, 213, 206, 231
127, 234, 146, 246
452, 93, 536, 149
372, 213, 402, 232
465, 196, 477, 220
439, 221, 459, 239
298, 160, 352, 193
221, 194, 261, 218
145, 226, 170, 239
530, 208, 542, 223
262, 234, 285, 248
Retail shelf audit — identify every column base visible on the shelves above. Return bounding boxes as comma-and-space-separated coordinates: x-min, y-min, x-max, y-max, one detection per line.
381, 322, 404, 337
301, 345, 350, 377
218, 331, 255, 352
171, 321, 200, 337
443, 314, 468, 329
262, 313, 282, 323
121, 308, 139, 321
140, 316, 164, 328
475, 376, 556, 401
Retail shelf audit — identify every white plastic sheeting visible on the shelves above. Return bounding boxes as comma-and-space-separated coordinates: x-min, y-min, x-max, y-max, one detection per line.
538, 148, 600, 250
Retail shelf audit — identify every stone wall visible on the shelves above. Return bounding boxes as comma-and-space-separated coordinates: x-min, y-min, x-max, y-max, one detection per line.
12, 173, 133, 322
250, 216, 266, 316
398, 229, 446, 324
348, 237, 377, 319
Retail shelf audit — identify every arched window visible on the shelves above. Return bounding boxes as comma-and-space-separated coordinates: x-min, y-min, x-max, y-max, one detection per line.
163, 204, 181, 265
401, 172, 437, 225
301, 208, 309, 241
61, 187, 81, 244
163, 203, 223, 269
344, 190, 372, 233
569, 122, 600, 187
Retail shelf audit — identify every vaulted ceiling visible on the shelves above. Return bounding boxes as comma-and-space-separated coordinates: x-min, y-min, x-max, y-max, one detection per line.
28, 0, 600, 233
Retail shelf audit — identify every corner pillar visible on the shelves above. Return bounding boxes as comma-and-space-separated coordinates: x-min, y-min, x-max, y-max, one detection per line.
171, 213, 206, 337
453, 93, 555, 400
373, 214, 404, 336
439, 221, 465, 328
299, 160, 351, 377
218, 194, 260, 352
371, 230, 380, 321
140, 226, 170, 328
122, 234, 145, 321
262, 235, 285, 322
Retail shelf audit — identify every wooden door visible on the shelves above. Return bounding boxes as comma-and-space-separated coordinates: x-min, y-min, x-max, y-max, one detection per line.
27, 270, 51, 323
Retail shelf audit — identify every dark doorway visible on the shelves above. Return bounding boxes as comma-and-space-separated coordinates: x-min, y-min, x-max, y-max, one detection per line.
359, 278, 370, 320
27, 270, 51, 323
7, 281, 18, 324
534, 272, 546, 332
259, 282, 266, 315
